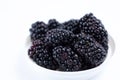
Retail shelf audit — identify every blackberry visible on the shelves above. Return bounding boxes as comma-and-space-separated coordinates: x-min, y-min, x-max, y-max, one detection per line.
74, 33, 107, 69
28, 40, 58, 70
30, 21, 48, 41
45, 29, 75, 47
47, 19, 61, 30
79, 13, 108, 52
52, 46, 82, 71
62, 19, 80, 34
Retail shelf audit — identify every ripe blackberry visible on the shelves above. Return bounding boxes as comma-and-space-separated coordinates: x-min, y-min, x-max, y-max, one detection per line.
74, 33, 107, 69
79, 13, 108, 52
30, 21, 48, 41
45, 29, 75, 47
52, 46, 82, 71
47, 19, 61, 30
28, 40, 58, 70
62, 19, 80, 34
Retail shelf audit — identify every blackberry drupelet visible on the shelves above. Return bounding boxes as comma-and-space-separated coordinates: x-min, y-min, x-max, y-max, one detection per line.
79, 13, 108, 52
28, 40, 58, 70
30, 21, 48, 41
32, 39, 46, 46
62, 19, 80, 34
30, 34, 45, 41
74, 33, 107, 69
45, 29, 75, 47
52, 46, 82, 71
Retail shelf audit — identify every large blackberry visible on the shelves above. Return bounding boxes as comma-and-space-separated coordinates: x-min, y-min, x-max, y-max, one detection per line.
45, 29, 75, 47
62, 19, 80, 34
30, 21, 48, 41
28, 40, 58, 70
79, 13, 108, 52
74, 33, 107, 69
52, 46, 82, 71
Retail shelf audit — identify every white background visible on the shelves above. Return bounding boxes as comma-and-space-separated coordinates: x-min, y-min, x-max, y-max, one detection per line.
0, 0, 120, 80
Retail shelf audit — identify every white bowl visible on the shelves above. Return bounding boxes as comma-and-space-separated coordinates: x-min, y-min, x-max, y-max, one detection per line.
23, 35, 115, 80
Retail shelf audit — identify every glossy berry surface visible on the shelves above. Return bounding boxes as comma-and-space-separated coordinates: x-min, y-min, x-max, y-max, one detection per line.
62, 19, 80, 34
74, 33, 106, 69
28, 40, 58, 70
53, 46, 82, 71
30, 21, 48, 41
45, 29, 75, 47
79, 13, 108, 52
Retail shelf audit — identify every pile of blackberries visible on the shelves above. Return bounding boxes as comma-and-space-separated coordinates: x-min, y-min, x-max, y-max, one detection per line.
28, 13, 108, 71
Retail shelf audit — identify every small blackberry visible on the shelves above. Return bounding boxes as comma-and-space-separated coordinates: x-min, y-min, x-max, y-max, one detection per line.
79, 13, 108, 52
30, 21, 48, 41
47, 19, 61, 30
62, 19, 80, 34
52, 46, 82, 71
74, 33, 107, 69
45, 29, 75, 47
28, 40, 58, 70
